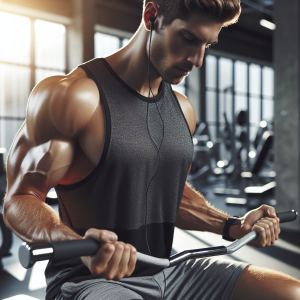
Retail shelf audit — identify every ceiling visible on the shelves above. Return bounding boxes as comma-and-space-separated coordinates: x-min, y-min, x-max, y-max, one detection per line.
239, 0, 274, 40
211, 0, 274, 62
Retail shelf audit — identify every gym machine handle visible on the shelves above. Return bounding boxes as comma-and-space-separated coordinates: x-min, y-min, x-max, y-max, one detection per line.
19, 210, 298, 269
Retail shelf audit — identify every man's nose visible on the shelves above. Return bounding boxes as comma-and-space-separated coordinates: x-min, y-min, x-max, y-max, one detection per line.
188, 46, 205, 68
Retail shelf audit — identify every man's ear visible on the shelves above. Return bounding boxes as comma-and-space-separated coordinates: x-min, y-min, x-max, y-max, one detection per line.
143, 1, 159, 31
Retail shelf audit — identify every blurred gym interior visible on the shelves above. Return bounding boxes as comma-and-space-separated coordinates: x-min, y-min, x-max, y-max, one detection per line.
0, 0, 300, 299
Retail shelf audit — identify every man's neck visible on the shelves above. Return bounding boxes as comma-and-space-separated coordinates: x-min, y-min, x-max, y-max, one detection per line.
104, 24, 163, 98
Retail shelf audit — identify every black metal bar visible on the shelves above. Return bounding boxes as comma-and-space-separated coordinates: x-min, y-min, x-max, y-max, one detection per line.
200, 55, 206, 122
216, 56, 220, 160
232, 61, 236, 168
260, 66, 263, 120
246, 63, 250, 168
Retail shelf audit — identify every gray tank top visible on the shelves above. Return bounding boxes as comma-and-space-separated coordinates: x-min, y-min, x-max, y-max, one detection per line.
45, 58, 193, 299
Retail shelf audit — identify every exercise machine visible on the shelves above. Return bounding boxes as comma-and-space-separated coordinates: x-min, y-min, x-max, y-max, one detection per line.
242, 131, 275, 187
0, 150, 13, 269
253, 120, 270, 150
19, 210, 297, 269
0, 212, 12, 269
226, 130, 275, 207
187, 122, 212, 181
213, 112, 243, 196
212, 110, 275, 203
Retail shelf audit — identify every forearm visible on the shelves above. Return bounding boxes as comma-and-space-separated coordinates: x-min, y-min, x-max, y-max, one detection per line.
175, 182, 241, 239
3, 194, 82, 245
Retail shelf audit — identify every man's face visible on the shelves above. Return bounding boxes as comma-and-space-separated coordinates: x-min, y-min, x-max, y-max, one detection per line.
149, 13, 223, 85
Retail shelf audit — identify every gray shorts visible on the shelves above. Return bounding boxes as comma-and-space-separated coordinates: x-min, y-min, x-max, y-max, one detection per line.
55, 257, 250, 300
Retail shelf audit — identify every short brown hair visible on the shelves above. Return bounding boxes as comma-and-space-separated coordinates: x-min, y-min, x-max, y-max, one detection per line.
144, 0, 241, 27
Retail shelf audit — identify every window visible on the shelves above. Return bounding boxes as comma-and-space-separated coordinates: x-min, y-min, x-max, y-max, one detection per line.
205, 54, 274, 163
0, 11, 67, 162
34, 19, 66, 84
95, 32, 129, 58
94, 31, 187, 95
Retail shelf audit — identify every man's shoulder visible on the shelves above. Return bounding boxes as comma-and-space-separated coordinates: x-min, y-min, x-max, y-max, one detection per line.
173, 90, 196, 136
27, 67, 100, 145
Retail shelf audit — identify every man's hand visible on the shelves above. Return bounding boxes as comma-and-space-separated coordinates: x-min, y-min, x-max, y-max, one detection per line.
239, 204, 281, 248
80, 229, 137, 281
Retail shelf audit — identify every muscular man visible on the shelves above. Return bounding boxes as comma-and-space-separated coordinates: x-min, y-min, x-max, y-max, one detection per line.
3, 0, 300, 299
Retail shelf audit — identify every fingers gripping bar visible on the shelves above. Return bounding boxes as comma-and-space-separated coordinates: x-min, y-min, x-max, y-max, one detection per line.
19, 210, 298, 269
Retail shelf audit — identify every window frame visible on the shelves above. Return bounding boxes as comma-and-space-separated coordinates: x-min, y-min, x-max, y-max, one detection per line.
0, 11, 68, 92
204, 49, 275, 165
0, 10, 68, 160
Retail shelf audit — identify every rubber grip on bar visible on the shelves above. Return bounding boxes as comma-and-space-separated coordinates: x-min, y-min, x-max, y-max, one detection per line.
277, 210, 298, 223
49, 239, 100, 262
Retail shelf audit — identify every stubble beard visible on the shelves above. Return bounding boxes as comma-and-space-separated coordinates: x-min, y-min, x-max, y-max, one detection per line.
151, 56, 186, 85
149, 35, 185, 86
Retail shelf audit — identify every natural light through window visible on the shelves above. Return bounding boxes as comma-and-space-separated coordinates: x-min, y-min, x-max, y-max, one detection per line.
0, 11, 31, 64
35, 19, 66, 71
0, 12, 67, 162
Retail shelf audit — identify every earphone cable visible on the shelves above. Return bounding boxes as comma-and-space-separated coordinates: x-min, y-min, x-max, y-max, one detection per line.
145, 19, 165, 257
145, 19, 167, 299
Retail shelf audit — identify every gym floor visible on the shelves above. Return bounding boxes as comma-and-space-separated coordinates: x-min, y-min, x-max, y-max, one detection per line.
1, 177, 300, 300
